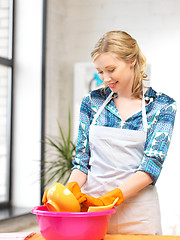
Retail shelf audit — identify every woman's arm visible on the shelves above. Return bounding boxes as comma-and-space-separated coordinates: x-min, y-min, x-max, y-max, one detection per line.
119, 171, 153, 200
71, 94, 93, 179
137, 101, 177, 184
68, 169, 87, 188
120, 100, 177, 201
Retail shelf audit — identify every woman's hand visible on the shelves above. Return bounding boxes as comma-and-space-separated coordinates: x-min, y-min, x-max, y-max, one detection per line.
66, 181, 124, 211
98, 188, 124, 206
66, 182, 86, 204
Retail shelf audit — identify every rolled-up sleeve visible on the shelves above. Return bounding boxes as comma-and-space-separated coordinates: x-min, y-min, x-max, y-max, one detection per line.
137, 101, 177, 184
72, 94, 92, 174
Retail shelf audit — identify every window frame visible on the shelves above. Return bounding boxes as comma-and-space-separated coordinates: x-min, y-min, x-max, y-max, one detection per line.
40, 0, 47, 201
0, 0, 14, 209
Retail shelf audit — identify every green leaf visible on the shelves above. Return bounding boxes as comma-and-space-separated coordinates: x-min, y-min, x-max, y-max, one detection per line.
41, 110, 77, 187
57, 121, 67, 149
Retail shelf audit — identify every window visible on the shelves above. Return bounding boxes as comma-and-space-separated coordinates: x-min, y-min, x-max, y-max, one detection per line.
0, 0, 14, 208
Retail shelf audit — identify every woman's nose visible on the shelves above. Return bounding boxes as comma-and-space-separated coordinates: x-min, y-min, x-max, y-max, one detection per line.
103, 76, 111, 83
103, 74, 111, 83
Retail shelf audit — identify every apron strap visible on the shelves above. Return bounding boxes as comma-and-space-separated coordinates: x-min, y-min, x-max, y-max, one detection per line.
92, 91, 114, 125
142, 88, 148, 133
92, 88, 148, 133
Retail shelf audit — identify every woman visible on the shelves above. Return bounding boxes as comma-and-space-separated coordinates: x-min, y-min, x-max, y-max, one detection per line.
68, 31, 176, 234
67, 30, 177, 234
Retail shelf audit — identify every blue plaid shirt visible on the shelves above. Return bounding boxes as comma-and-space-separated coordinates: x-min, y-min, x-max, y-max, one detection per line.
72, 87, 177, 184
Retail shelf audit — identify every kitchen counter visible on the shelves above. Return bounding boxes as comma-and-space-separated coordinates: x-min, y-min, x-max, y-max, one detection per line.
29, 233, 180, 240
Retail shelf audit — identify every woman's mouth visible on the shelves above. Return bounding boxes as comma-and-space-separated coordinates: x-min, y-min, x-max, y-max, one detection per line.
108, 81, 118, 88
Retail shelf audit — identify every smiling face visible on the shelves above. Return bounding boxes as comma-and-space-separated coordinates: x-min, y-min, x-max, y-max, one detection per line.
94, 53, 136, 97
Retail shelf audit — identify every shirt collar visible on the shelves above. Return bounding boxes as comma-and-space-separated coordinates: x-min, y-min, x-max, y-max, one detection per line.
144, 87, 157, 103
105, 86, 157, 101
144, 87, 157, 98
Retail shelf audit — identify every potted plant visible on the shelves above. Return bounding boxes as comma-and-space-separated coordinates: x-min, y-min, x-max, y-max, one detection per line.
42, 111, 76, 187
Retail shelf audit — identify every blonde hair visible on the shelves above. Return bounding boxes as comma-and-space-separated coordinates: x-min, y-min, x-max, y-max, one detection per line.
91, 31, 148, 99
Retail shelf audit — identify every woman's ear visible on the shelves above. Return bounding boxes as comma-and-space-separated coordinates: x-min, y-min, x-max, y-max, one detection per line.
131, 58, 136, 67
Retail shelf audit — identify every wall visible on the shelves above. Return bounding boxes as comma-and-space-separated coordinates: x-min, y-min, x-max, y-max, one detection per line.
45, 0, 70, 138
12, 0, 43, 207
46, 0, 180, 234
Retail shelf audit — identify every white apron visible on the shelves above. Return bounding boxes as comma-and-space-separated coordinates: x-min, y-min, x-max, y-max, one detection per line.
82, 89, 162, 235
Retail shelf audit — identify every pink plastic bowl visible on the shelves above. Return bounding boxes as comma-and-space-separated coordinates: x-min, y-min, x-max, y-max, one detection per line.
32, 205, 115, 240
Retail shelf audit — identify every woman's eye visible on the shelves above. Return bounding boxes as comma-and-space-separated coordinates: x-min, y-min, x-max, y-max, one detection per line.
98, 71, 103, 74
108, 69, 115, 73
